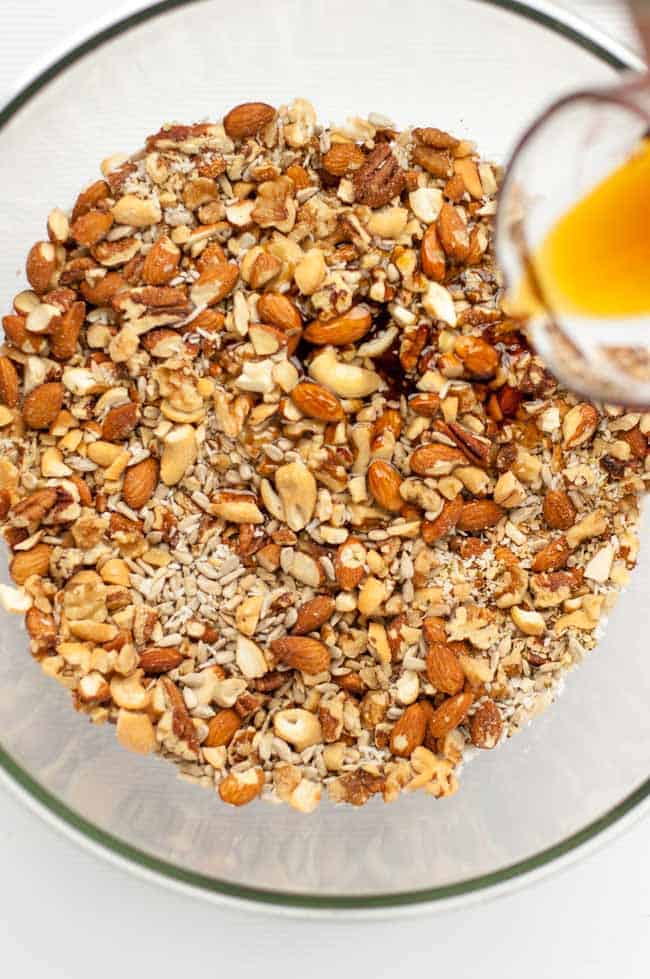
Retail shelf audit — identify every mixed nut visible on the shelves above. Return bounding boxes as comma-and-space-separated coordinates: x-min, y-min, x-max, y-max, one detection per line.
0, 99, 644, 810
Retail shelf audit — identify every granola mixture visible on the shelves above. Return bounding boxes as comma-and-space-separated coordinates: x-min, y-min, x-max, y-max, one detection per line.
0, 99, 644, 810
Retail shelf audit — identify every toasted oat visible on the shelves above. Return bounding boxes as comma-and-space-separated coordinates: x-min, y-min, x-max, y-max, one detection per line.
0, 99, 643, 809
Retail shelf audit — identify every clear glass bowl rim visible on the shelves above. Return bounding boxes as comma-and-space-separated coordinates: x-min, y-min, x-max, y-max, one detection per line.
0, 0, 647, 913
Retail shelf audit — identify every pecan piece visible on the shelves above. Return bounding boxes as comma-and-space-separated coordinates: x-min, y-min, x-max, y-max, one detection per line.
353, 144, 405, 208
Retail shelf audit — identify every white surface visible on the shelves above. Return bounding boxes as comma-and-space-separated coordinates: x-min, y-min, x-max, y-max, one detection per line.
0, 0, 648, 975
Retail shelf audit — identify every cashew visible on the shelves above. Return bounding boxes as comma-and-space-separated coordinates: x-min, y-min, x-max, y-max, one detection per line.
41, 447, 72, 478
161, 424, 197, 486
213, 677, 247, 708
358, 576, 386, 617
235, 595, 264, 637
493, 471, 527, 508
455, 466, 491, 496
367, 207, 408, 239
566, 510, 607, 549
273, 708, 322, 750
0, 584, 32, 614
260, 478, 285, 522
409, 187, 443, 224
288, 778, 321, 813
235, 359, 276, 394
367, 620, 391, 664
283, 98, 317, 148
211, 490, 263, 524
112, 194, 162, 227
511, 606, 546, 637
62, 367, 105, 396
110, 671, 150, 710
584, 544, 614, 583
287, 551, 323, 587
309, 347, 382, 399
274, 461, 317, 531
294, 249, 326, 295
116, 710, 157, 754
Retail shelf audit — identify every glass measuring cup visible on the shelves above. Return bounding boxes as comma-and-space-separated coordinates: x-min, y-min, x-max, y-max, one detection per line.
496, 2, 650, 406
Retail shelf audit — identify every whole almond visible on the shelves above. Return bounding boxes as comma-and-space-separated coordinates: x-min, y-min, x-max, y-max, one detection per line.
139, 646, 183, 673
10, 543, 52, 584
219, 767, 265, 806
389, 702, 427, 757
292, 595, 335, 636
71, 209, 114, 247
0, 356, 20, 408
50, 301, 85, 361
322, 142, 365, 176
425, 641, 465, 695
427, 691, 474, 737
367, 460, 403, 512
205, 708, 241, 747
410, 443, 467, 476
271, 635, 331, 674
437, 203, 470, 261
223, 102, 276, 139
23, 382, 64, 429
457, 500, 504, 532
531, 536, 570, 573
420, 224, 446, 282
469, 699, 503, 748
123, 457, 160, 510
26, 242, 57, 294
543, 490, 576, 530
142, 236, 181, 285
257, 292, 302, 333
413, 145, 453, 178
334, 536, 367, 590
290, 382, 344, 422
102, 402, 138, 441
422, 495, 464, 543
454, 335, 499, 378
304, 305, 371, 346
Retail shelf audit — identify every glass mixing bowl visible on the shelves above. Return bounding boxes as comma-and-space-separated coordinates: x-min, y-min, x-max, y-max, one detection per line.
0, 0, 648, 914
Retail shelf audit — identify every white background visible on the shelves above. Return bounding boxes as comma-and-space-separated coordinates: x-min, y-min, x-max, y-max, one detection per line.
0, 1, 648, 975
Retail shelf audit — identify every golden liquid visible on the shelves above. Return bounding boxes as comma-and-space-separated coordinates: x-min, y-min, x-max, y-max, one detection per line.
515, 139, 650, 318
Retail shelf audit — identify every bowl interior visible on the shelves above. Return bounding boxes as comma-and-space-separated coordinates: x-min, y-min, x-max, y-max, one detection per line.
0, 0, 648, 910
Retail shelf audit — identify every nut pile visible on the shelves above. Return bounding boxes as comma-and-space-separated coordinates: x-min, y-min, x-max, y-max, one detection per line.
0, 99, 644, 810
